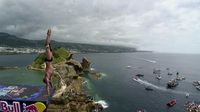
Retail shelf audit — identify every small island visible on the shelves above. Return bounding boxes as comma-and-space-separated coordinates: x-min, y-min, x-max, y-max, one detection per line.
89, 72, 102, 79
0, 66, 19, 70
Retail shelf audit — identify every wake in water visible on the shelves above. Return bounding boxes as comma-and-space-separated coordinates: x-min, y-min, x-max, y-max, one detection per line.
95, 100, 109, 109
136, 57, 157, 64
133, 77, 194, 95
100, 72, 107, 77
82, 80, 87, 84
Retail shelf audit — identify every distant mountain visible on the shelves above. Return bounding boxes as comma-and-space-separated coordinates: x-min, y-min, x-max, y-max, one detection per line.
0, 32, 137, 53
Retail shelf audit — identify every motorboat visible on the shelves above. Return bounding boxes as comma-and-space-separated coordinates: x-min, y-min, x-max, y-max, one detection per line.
176, 76, 186, 81
186, 93, 189, 98
133, 77, 138, 81
196, 86, 200, 90
153, 68, 160, 74
167, 72, 173, 75
156, 74, 161, 80
137, 109, 146, 112
136, 74, 144, 77
193, 81, 200, 86
167, 100, 176, 106
176, 76, 183, 81
126, 65, 132, 69
167, 79, 178, 87
145, 86, 153, 91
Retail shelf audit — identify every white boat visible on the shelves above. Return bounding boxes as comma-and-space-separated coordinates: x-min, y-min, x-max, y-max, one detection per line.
153, 68, 161, 74
156, 74, 161, 80
126, 65, 132, 69
186, 93, 189, 98
176, 76, 183, 81
196, 86, 200, 90
193, 81, 200, 86
133, 77, 138, 81
176, 76, 185, 81
168, 72, 173, 75
167, 79, 179, 87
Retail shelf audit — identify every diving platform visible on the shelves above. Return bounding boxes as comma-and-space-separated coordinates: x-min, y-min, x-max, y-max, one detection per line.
0, 84, 55, 112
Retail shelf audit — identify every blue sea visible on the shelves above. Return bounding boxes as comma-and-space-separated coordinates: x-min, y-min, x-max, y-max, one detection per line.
0, 53, 200, 112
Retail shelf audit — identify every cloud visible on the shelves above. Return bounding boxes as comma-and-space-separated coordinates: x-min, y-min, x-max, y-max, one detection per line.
0, 0, 200, 54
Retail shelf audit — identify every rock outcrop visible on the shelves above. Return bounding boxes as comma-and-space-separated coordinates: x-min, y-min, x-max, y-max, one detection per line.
0, 66, 19, 70
89, 73, 102, 79
27, 47, 103, 112
81, 57, 91, 71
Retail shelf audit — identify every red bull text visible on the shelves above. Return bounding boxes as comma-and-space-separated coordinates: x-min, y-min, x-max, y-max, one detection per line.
0, 101, 44, 112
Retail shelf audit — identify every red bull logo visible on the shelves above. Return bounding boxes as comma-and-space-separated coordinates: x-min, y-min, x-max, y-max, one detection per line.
0, 101, 21, 112
23, 103, 38, 112
23, 102, 46, 112
0, 101, 46, 112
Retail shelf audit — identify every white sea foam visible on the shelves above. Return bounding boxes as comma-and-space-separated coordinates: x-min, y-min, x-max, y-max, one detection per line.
91, 68, 95, 71
82, 80, 87, 84
100, 73, 107, 77
136, 57, 157, 64
134, 78, 192, 95
95, 100, 109, 109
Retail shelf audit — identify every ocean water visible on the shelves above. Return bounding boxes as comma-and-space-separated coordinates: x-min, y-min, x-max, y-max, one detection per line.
0, 54, 45, 85
73, 53, 200, 112
0, 53, 200, 112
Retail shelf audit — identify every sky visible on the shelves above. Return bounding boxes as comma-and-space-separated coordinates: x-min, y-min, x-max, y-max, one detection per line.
0, 0, 200, 54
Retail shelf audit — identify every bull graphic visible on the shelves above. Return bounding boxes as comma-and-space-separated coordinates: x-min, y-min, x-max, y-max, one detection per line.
23, 103, 38, 112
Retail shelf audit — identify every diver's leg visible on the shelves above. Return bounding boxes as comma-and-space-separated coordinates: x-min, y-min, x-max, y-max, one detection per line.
49, 76, 53, 90
43, 73, 50, 97
45, 28, 51, 46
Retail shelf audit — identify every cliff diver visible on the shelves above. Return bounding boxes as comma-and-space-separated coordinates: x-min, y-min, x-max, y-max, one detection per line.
43, 28, 54, 97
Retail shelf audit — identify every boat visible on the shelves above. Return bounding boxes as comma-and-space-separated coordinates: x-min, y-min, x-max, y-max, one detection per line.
153, 68, 160, 74
167, 100, 176, 106
126, 65, 132, 69
137, 109, 146, 112
182, 77, 186, 80
145, 86, 153, 91
136, 74, 144, 77
133, 77, 138, 81
167, 72, 173, 75
137, 66, 144, 77
176, 76, 183, 81
186, 93, 189, 98
196, 86, 200, 90
193, 81, 200, 86
167, 79, 179, 87
156, 74, 161, 80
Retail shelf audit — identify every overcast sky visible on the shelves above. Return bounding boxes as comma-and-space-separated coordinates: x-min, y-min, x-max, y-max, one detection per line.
0, 0, 200, 54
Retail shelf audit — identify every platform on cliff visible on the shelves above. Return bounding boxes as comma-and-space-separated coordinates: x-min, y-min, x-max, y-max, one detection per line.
0, 84, 55, 112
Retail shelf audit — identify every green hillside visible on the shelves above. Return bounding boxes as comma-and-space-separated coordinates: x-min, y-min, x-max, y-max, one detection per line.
0, 32, 137, 53
31, 47, 71, 68
0, 32, 36, 47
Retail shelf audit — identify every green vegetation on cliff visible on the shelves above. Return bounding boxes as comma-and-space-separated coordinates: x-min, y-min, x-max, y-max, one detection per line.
31, 47, 71, 68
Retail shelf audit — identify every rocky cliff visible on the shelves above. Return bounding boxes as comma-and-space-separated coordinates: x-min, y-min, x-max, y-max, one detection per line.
27, 47, 103, 112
